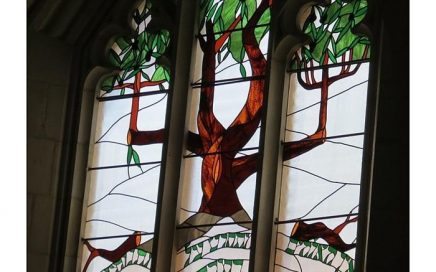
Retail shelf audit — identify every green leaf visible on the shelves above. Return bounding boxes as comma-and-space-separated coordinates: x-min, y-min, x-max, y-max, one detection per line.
222, 0, 239, 29
303, 47, 313, 61
127, 145, 133, 164
151, 66, 166, 81
116, 37, 130, 49
246, 0, 257, 18
336, 47, 348, 57
349, 36, 361, 49
330, 36, 337, 55
240, 3, 246, 22
353, 0, 361, 13
213, 4, 223, 24
207, 2, 219, 21
108, 50, 122, 67
199, 0, 213, 27
125, 69, 140, 81
163, 68, 170, 82
355, 6, 368, 18
132, 149, 141, 165
308, 22, 317, 39
335, 31, 357, 57
316, 27, 327, 42
254, 8, 271, 43
221, 48, 231, 63
229, 22, 244, 62
239, 63, 246, 77
120, 88, 125, 95
151, 35, 158, 50
138, 49, 146, 64
332, 16, 349, 33
339, 2, 354, 16
353, 43, 369, 60
137, 32, 148, 49
327, 49, 337, 63
359, 37, 371, 45
324, 2, 341, 24
101, 76, 116, 92
336, 21, 352, 43
121, 51, 135, 69
354, 6, 368, 25
312, 31, 331, 63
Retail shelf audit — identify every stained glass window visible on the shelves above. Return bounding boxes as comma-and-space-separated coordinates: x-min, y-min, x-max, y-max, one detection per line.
79, 0, 376, 271
176, 0, 272, 270
79, 1, 171, 271
274, 0, 371, 271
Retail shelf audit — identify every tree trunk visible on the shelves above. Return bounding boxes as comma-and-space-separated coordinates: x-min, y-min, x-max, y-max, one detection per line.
199, 154, 243, 216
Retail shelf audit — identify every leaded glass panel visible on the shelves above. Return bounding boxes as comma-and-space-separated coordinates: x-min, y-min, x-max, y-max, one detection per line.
176, 0, 272, 270
80, 1, 171, 271
274, 0, 371, 271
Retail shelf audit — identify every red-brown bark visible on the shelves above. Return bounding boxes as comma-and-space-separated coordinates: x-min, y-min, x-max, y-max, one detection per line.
196, 0, 270, 216
290, 217, 358, 252
126, 72, 166, 145
82, 232, 142, 272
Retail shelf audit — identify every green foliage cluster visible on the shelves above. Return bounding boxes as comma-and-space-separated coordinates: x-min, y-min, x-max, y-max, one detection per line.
293, 0, 370, 68
101, 1, 171, 94
199, 0, 271, 76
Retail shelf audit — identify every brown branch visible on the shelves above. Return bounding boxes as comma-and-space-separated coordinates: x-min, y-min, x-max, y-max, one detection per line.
340, 53, 347, 74
197, 20, 225, 151
82, 232, 142, 272
333, 215, 358, 234
129, 72, 166, 135
283, 53, 329, 161
224, 0, 270, 150
128, 128, 165, 145
232, 152, 259, 188
329, 45, 369, 84
304, 60, 311, 85
283, 133, 326, 161
198, 33, 207, 51
129, 72, 142, 131
295, 53, 322, 90
140, 79, 166, 88
112, 78, 163, 91
187, 131, 204, 155
290, 221, 356, 252
215, 16, 242, 53
112, 83, 134, 90
310, 59, 317, 84
346, 48, 353, 72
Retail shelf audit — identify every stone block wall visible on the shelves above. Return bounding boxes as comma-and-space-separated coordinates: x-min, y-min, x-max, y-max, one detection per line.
27, 28, 72, 272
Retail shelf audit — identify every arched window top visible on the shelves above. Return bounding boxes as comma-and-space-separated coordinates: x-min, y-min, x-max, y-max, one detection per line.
79, 1, 173, 271
77, 0, 377, 271
273, 0, 372, 270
